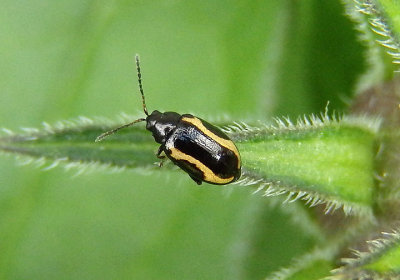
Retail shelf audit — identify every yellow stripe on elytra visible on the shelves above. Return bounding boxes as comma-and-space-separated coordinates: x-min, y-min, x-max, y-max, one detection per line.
170, 147, 234, 184
181, 117, 241, 168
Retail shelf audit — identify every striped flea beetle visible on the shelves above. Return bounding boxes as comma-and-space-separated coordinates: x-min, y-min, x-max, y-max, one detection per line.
96, 55, 241, 185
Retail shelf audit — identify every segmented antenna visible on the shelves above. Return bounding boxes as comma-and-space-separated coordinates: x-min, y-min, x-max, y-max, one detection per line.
95, 118, 146, 142
135, 54, 149, 116
95, 54, 149, 142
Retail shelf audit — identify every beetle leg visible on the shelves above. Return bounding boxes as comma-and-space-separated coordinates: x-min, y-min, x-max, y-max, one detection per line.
189, 174, 202, 185
157, 146, 166, 167
156, 146, 165, 159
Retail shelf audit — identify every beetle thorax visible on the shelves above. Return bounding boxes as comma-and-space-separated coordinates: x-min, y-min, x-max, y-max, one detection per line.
146, 110, 182, 144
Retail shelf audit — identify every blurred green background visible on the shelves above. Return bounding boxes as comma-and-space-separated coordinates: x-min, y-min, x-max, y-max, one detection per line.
0, 1, 366, 279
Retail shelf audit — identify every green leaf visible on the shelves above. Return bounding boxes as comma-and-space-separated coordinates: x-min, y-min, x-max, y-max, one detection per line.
0, 113, 379, 216
268, 249, 335, 280
343, 0, 400, 81
376, 0, 400, 40
0, 117, 156, 170
331, 230, 400, 279
234, 116, 379, 215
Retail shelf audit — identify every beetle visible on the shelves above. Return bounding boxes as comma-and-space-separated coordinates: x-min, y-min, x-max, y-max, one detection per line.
96, 55, 241, 185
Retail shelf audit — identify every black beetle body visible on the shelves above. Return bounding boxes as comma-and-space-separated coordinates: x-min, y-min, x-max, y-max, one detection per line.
146, 110, 241, 185
96, 55, 241, 185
